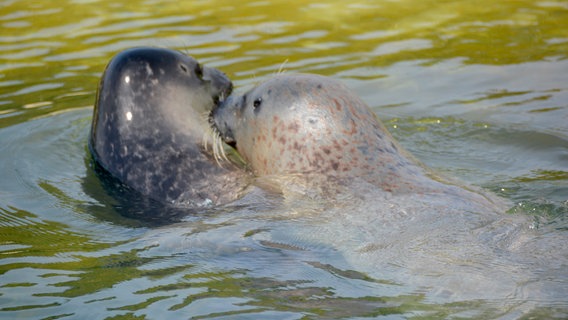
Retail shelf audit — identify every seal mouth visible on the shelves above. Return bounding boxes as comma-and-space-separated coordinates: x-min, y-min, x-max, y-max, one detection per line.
208, 111, 236, 146
222, 134, 236, 148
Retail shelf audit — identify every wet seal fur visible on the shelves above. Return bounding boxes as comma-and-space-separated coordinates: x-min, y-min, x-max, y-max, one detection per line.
89, 47, 250, 217
211, 73, 504, 209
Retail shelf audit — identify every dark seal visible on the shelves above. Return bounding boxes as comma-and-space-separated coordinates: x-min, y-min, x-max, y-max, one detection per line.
89, 47, 249, 220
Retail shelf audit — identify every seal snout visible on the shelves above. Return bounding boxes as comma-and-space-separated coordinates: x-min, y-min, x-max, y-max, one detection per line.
203, 66, 233, 105
209, 95, 238, 148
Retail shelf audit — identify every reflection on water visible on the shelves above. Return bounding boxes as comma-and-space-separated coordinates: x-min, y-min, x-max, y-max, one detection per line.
1, 0, 567, 318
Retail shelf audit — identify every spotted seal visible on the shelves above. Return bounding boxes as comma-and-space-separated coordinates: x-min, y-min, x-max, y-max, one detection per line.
210, 73, 504, 209
89, 47, 250, 213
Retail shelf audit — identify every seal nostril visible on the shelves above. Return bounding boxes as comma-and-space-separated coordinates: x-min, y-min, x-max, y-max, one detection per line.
194, 64, 204, 80
179, 64, 188, 73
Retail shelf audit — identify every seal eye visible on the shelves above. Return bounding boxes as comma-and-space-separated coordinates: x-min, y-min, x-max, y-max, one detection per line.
253, 98, 262, 110
194, 63, 204, 80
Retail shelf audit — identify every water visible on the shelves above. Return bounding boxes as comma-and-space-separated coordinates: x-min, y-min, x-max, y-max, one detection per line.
1, 0, 567, 318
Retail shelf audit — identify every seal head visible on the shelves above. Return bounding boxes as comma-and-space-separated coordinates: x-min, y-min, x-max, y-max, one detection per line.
211, 74, 425, 190
90, 47, 249, 212
210, 72, 508, 210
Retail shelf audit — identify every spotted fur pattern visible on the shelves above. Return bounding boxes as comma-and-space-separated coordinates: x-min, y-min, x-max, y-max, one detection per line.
212, 74, 452, 194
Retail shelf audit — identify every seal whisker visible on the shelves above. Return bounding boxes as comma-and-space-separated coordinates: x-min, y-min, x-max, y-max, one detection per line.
213, 128, 230, 165
276, 59, 289, 75
205, 128, 224, 166
201, 111, 212, 150
201, 111, 229, 166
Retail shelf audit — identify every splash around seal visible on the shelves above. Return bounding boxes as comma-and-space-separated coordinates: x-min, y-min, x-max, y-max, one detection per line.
89, 47, 250, 214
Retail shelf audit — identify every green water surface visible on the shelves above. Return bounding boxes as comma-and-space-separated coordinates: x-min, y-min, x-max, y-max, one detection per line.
1, 0, 567, 319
